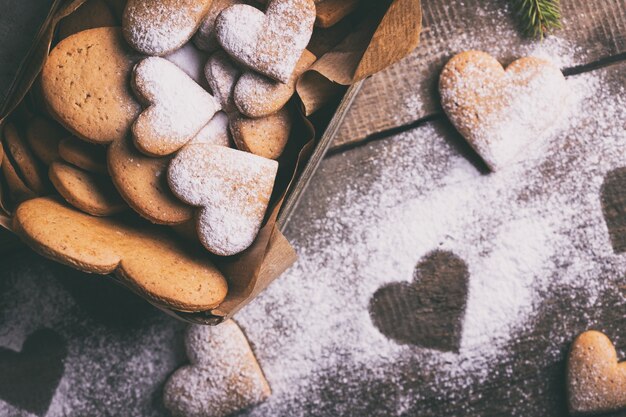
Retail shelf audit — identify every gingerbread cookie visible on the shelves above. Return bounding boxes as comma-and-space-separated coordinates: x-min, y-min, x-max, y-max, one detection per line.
165, 42, 209, 86
13, 197, 228, 311
204, 51, 241, 114
3, 123, 48, 195
215, 0, 316, 83
132, 57, 221, 156
168, 144, 278, 256
41, 27, 142, 145
122, 0, 212, 56
58, 137, 108, 175
108, 136, 193, 225
234, 49, 316, 118
49, 161, 126, 216
439, 51, 567, 171
189, 112, 231, 147
1, 150, 36, 206
164, 321, 271, 417
25, 116, 66, 165
567, 330, 626, 415
57, 0, 117, 40
193, 0, 250, 52
230, 107, 292, 159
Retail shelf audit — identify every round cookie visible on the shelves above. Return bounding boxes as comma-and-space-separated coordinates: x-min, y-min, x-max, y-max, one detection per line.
25, 116, 67, 165
49, 161, 126, 216
1, 153, 36, 206
58, 137, 108, 174
3, 123, 48, 195
122, 0, 212, 56
41, 27, 142, 145
108, 136, 193, 225
229, 107, 292, 160
57, 0, 117, 40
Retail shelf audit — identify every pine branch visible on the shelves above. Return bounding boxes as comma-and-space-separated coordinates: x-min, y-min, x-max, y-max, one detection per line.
513, 0, 562, 39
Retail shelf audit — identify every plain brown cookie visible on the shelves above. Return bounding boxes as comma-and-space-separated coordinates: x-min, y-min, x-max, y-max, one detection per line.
58, 137, 108, 175
567, 330, 626, 415
57, 0, 117, 40
3, 123, 48, 195
25, 116, 67, 165
49, 161, 126, 216
229, 107, 292, 159
108, 136, 193, 225
123, 0, 212, 56
234, 49, 316, 118
13, 197, 228, 311
41, 27, 142, 145
1, 152, 36, 207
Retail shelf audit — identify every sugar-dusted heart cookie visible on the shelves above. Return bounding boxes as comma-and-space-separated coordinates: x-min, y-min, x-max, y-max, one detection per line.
122, 0, 212, 56
168, 144, 278, 256
24, 116, 66, 166
49, 161, 126, 216
193, 0, 250, 52
567, 330, 626, 415
215, 0, 316, 83
204, 51, 241, 114
58, 137, 108, 175
108, 136, 193, 225
164, 321, 271, 417
13, 197, 228, 311
164, 42, 209, 86
132, 57, 221, 156
230, 107, 292, 159
189, 112, 231, 147
439, 51, 567, 171
234, 49, 316, 118
41, 27, 142, 145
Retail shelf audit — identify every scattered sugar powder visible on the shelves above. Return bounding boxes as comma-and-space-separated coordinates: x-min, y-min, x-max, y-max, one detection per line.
164, 42, 209, 86
232, 62, 626, 415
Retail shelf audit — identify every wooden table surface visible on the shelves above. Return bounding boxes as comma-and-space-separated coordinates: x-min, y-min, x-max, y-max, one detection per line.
1, 0, 626, 416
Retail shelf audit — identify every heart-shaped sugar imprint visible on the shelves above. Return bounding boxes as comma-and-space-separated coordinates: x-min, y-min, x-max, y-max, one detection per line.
567, 330, 626, 415
0, 328, 67, 417
168, 144, 278, 256
368, 250, 469, 353
164, 321, 271, 417
132, 57, 221, 156
439, 51, 567, 171
215, 0, 316, 83
123, 0, 212, 55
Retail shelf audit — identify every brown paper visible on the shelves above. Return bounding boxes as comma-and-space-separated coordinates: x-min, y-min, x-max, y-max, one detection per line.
0, 0, 422, 323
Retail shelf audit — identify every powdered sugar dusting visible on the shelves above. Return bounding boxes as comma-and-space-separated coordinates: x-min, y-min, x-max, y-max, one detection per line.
205, 51, 242, 113
165, 42, 209, 86
132, 57, 221, 155
189, 112, 231, 147
194, 0, 253, 52
164, 321, 270, 417
168, 145, 278, 256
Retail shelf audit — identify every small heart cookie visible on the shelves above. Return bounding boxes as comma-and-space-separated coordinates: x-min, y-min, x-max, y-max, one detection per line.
189, 112, 231, 147
49, 161, 126, 216
215, 0, 316, 83
234, 49, 316, 118
41, 27, 142, 145
122, 0, 212, 56
567, 330, 626, 415
205, 51, 241, 114
193, 0, 250, 52
108, 136, 193, 225
439, 51, 567, 171
230, 107, 292, 159
132, 57, 221, 156
168, 144, 278, 256
164, 321, 271, 417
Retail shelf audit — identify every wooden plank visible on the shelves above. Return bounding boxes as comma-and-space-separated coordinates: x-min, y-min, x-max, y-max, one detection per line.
332, 0, 626, 148
279, 60, 626, 416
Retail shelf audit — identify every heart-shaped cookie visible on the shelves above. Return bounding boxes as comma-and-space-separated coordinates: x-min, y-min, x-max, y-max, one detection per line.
229, 107, 292, 159
215, 0, 316, 83
164, 321, 271, 417
168, 144, 278, 256
368, 250, 469, 352
567, 330, 626, 415
132, 57, 221, 156
122, 0, 212, 56
205, 50, 242, 114
439, 51, 567, 171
